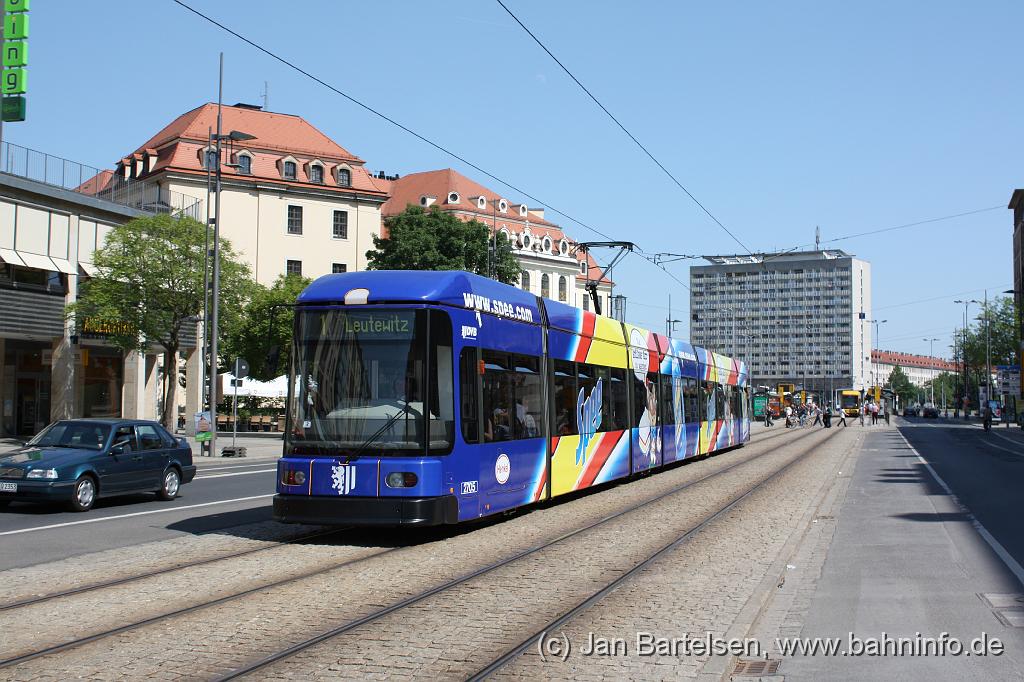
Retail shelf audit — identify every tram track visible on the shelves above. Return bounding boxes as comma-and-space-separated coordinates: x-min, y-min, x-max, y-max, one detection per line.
212, 427, 836, 680
0, 424, 824, 675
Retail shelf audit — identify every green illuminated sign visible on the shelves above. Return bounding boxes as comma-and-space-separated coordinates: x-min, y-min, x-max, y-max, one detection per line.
1, 67, 25, 94
1, 0, 29, 122
3, 12, 27, 39
3, 40, 26, 66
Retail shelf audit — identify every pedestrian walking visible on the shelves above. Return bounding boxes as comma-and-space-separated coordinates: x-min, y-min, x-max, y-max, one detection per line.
884, 404, 890, 426
785, 404, 793, 428
823, 405, 832, 428
870, 401, 879, 425
764, 405, 773, 427
812, 404, 823, 427
859, 403, 866, 426
836, 407, 847, 427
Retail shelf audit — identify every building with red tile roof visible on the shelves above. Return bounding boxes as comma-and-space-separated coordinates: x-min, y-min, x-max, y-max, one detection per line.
382, 168, 614, 314
114, 102, 389, 284
873, 349, 957, 387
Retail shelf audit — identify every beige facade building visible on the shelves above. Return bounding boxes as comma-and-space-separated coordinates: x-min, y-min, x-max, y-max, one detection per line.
113, 103, 390, 285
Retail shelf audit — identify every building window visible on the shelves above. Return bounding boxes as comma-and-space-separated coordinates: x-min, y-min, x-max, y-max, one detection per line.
286, 260, 302, 276
237, 154, 252, 175
558, 276, 567, 302
332, 263, 347, 274
579, 260, 588, 275
337, 168, 351, 187
284, 160, 297, 180
582, 293, 589, 311
310, 164, 324, 184
333, 210, 348, 239
521, 270, 530, 292
541, 274, 550, 298
204, 149, 218, 170
287, 205, 303, 235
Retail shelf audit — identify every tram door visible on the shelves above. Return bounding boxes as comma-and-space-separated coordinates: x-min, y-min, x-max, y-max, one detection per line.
477, 350, 546, 516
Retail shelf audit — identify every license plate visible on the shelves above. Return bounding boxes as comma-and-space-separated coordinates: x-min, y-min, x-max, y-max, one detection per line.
0, 481, 16, 492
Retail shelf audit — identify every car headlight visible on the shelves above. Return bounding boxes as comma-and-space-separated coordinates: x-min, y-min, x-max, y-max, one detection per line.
26, 468, 58, 480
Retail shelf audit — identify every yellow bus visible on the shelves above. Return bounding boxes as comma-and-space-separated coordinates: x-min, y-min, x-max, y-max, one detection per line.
839, 389, 860, 417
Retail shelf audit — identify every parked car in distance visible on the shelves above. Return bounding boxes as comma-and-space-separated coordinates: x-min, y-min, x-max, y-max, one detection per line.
902, 405, 919, 417
921, 404, 940, 418
0, 419, 196, 512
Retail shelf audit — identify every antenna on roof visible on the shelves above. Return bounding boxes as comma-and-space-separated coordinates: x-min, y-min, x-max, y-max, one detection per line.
261, 81, 269, 111
815, 225, 820, 251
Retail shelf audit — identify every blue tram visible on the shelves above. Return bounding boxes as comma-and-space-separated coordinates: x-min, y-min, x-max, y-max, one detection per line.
273, 271, 750, 526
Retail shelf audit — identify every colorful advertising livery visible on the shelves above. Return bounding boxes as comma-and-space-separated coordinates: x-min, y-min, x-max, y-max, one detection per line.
274, 270, 749, 526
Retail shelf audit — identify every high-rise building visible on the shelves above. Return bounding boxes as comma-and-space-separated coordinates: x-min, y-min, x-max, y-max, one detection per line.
689, 250, 872, 395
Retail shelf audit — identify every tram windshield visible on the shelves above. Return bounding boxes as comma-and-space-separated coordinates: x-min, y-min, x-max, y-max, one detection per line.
840, 392, 860, 409
286, 308, 454, 456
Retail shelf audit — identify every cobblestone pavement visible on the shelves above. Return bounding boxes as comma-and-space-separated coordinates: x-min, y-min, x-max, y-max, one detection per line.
242, 429, 847, 680
492, 428, 862, 681
0, 427, 818, 679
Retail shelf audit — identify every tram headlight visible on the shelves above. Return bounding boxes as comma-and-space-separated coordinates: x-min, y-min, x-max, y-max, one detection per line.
281, 469, 306, 486
386, 472, 418, 488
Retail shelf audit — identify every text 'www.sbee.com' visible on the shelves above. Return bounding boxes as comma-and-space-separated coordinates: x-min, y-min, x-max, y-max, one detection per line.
536, 631, 1005, 661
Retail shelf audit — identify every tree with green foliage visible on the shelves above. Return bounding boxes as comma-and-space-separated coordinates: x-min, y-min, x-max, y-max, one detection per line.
366, 205, 520, 284
923, 371, 957, 408
221, 274, 311, 382
887, 365, 917, 406
960, 296, 1017, 392
69, 214, 253, 427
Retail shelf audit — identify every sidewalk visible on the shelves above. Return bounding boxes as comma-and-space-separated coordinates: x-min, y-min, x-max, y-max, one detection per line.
774, 427, 1024, 678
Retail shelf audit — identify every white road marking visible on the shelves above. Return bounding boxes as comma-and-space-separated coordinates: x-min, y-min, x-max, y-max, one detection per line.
196, 463, 279, 472
988, 430, 1024, 451
0, 494, 275, 536
897, 430, 1024, 588
197, 468, 276, 479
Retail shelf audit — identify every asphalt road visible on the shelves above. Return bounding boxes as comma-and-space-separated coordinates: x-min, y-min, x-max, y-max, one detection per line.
0, 458, 278, 572
900, 416, 1024, 571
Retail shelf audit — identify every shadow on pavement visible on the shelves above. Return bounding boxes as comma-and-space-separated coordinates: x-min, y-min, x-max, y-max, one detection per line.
890, 512, 971, 523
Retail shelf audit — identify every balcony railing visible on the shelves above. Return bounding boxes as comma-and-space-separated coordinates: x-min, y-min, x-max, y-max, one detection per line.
0, 141, 202, 220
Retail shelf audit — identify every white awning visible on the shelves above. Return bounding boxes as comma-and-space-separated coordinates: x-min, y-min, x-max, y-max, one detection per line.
17, 251, 58, 271
78, 261, 99, 277
0, 248, 25, 266
49, 257, 76, 274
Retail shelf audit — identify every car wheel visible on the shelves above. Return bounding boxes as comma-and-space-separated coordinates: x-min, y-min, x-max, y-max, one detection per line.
68, 475, 96, 512
157, 468, 180, 501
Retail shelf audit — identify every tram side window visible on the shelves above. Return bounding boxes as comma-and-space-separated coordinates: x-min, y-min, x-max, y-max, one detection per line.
578, 363, 600, 430
513, 355, 543, 439
552, 360, 577, 436
633, 371, 659, 430
606, 367, 630, 431
684, 378, 700, 423
715, 383, 726, 420
459, 348, 479, 443
482, 351, 515, 442
702, 381, 717, 421
660, 373, 676, 426
722, 385, 733, 419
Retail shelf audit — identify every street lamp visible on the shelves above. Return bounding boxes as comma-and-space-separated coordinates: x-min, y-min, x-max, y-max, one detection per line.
868, 319, 887, 388
206, 52, 256, 458
954, 299, 981, 417
924, 337, 939, 405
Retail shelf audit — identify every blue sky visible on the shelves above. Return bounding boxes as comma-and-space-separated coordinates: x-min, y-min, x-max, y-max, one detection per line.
8, 1, 1020, 357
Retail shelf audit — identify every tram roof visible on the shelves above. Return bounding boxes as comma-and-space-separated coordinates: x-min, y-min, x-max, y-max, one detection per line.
298, 270, 542, 317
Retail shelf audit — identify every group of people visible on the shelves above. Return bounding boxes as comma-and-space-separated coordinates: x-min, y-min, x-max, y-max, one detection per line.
764, 399, 890, 429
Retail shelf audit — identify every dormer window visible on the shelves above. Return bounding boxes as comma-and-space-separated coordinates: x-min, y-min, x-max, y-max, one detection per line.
284, 161, 297, 180
477, 196, 487, 210
579, 260, 588, 275
518, 204, 528, 217
447, 192, 460, 204
337, 168, 351, 187
204, 149, 218, 170
542, 236, 552, 253
498, 199, 508, 213
237, 154, 252, 175
310, 164, 324, 184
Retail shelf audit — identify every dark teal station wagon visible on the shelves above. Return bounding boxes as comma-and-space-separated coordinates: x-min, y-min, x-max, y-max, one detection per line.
0, 419, 197, 512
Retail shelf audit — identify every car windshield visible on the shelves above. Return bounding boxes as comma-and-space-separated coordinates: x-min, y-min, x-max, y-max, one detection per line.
28, 421, 111, 450
286, 308, 454, 456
